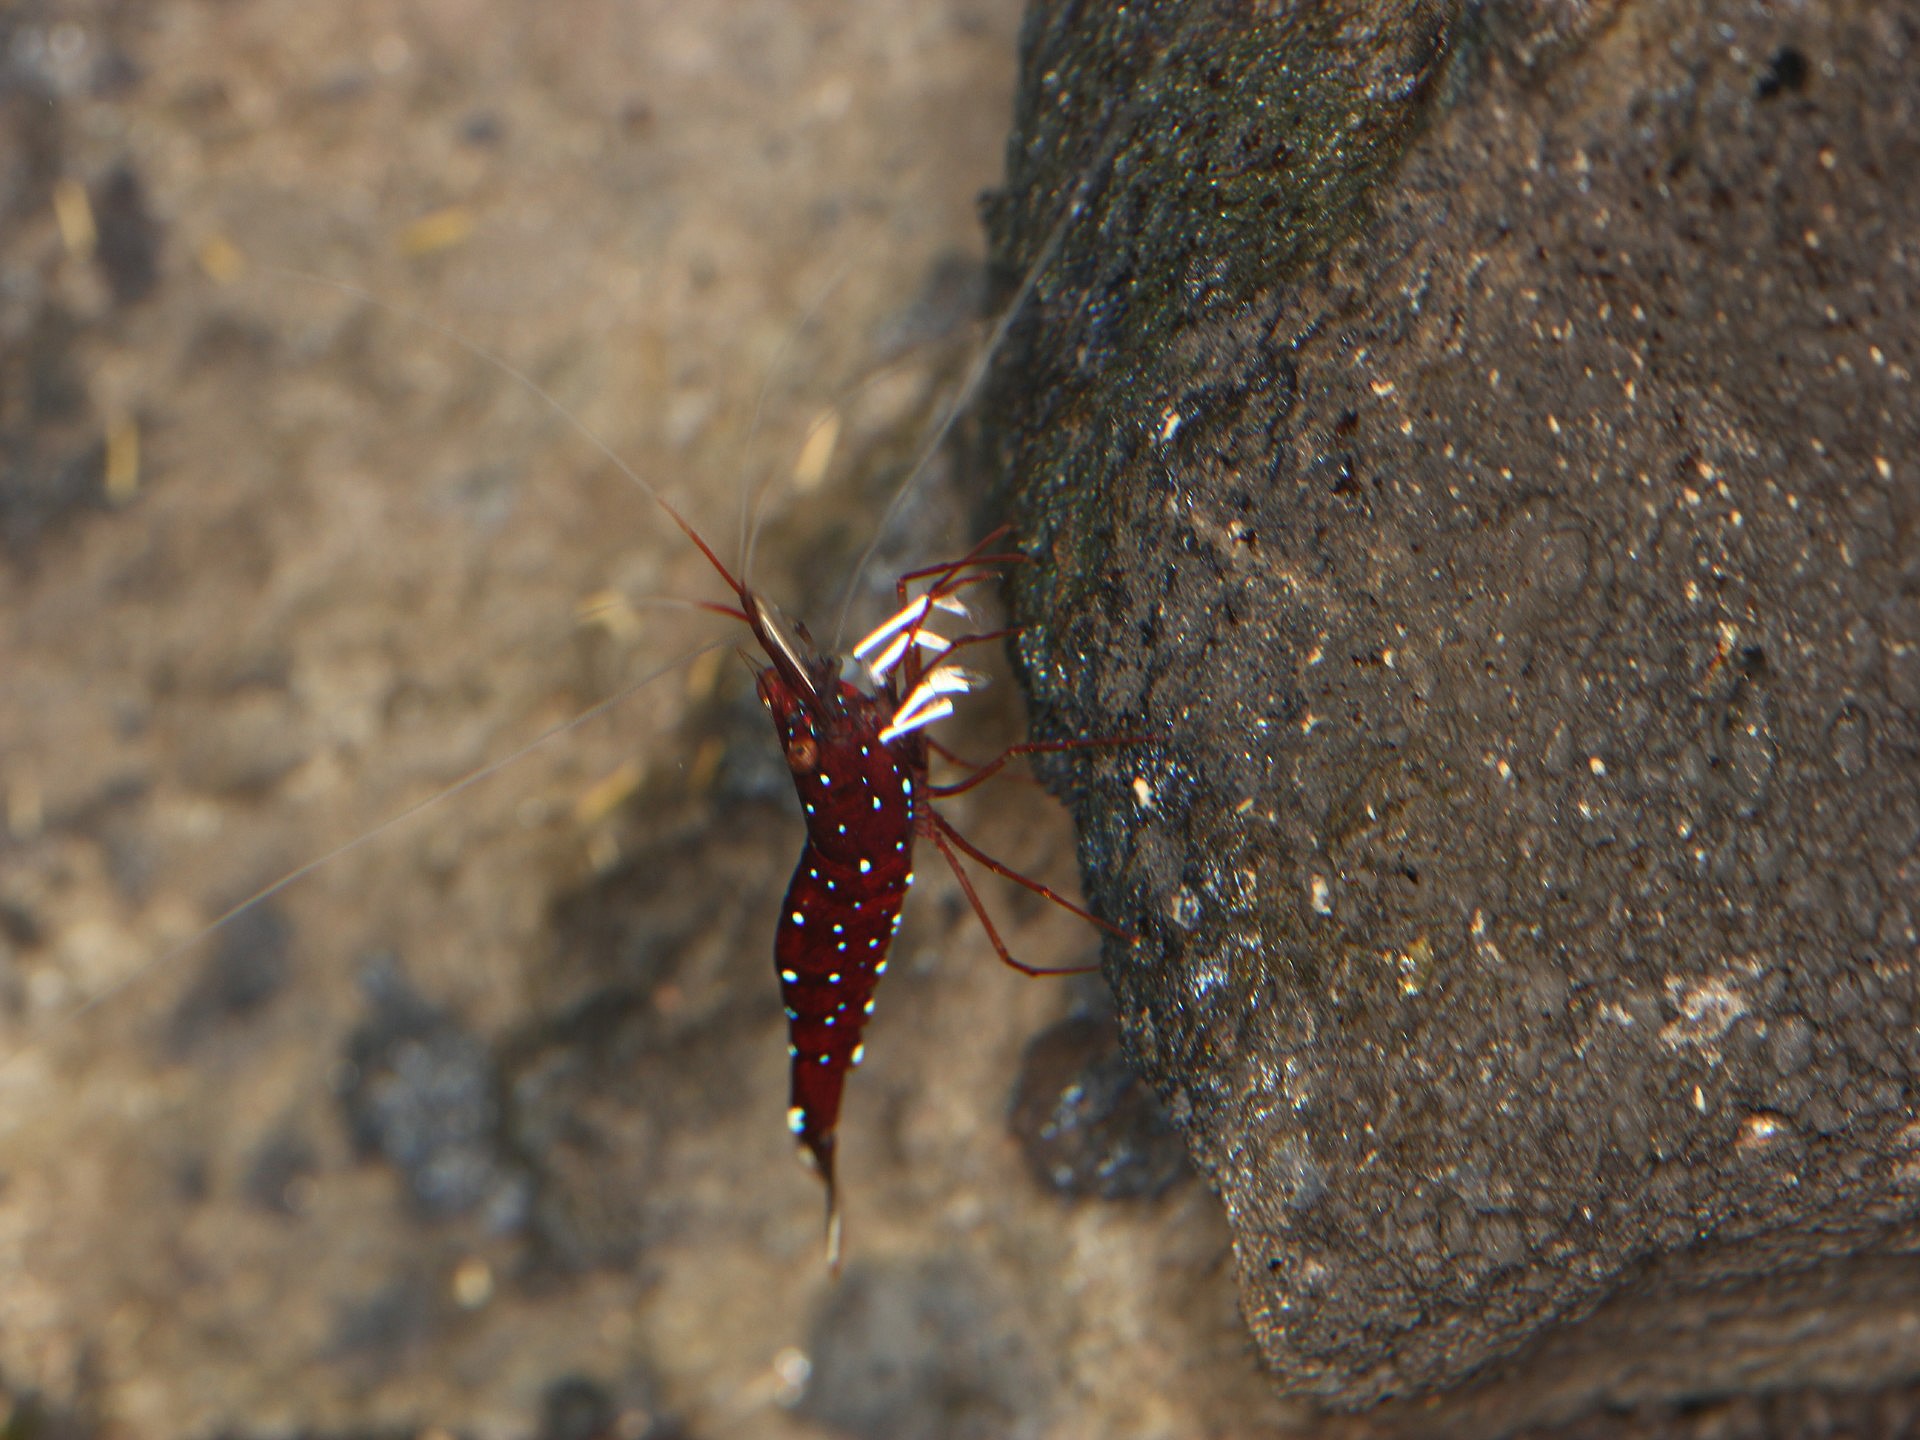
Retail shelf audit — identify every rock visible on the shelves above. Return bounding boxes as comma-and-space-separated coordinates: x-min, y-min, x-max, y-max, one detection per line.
1007, 1008, 1189, 1200
985, 0, 1920, 1423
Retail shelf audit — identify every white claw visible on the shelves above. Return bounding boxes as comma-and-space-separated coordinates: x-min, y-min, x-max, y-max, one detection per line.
852, 590, 969, 684
867, 630, 914, 680
876, 666, 985, 744
918, 666, 984, 698
852, 594, 932, 666
877, 696, 953, 744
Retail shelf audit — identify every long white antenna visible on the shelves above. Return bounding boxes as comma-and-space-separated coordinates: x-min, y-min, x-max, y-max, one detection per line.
0, 642, 725, 1082
829, 22, 1191, 648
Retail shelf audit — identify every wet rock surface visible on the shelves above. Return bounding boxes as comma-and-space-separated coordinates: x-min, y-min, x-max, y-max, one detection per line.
989, 0, 1920, 1424
1497, 1377, 1920, 1440
1007, 1003, 1190, 1199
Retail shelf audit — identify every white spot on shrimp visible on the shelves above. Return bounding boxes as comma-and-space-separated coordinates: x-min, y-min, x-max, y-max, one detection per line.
863, 1000, 875, 1016
871, 796, 881, 811
787, 1106, 806, 1134
836, 941, 847, 952
859, 858, 872, 874
832, 923, 844, 935
905, 871, 915, 886
824, 1016, 835, 1027
827, 973, 841, 983
781, 969, 798, 983
876, 961, 889, 975
851, 1044, 865, 1066
791, 911, 805, 926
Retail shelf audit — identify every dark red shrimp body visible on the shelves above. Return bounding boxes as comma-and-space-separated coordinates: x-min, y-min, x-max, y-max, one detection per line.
735, 572, 975, 1265
757, 659, 924, 1213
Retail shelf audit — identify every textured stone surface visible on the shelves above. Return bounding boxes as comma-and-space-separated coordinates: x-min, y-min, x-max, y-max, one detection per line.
987, 0, 1920, 1418
1007, 1006, 1191, 1199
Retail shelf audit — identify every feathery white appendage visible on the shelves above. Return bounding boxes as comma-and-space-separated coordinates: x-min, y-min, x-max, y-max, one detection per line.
851, 590, 968, 685
877, 698, 954, 744
877, 666, 983, 743
852, 594, 932, 666
866, 627, 952, 683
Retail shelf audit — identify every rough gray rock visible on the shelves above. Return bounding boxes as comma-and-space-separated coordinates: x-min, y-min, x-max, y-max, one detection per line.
1007, 1007, 1191, 1200
984, 0, 1920, 1424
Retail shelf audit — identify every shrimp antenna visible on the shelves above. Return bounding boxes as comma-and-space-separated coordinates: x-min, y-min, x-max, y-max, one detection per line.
828, 202, 1074, 649
831, 24, 1190, 648
261, 267, 758, 614
0, 640, 728, 1077
736, 255, 861, 583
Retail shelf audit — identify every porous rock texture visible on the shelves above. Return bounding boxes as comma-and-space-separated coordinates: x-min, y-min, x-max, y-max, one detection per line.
984, 0, 1920, 1427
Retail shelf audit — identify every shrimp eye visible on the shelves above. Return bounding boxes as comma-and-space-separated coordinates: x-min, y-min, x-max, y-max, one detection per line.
786, 735, 819, 771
